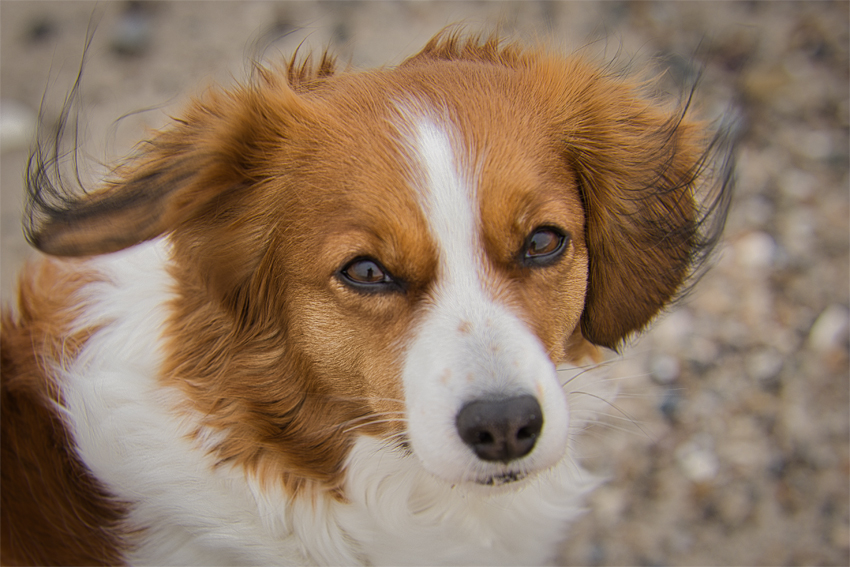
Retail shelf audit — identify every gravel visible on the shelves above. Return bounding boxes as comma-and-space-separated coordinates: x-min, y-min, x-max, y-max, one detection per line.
1, 2, 847, 565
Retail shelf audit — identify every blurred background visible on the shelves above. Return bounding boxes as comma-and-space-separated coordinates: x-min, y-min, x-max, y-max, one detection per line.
1, 2, 847, 565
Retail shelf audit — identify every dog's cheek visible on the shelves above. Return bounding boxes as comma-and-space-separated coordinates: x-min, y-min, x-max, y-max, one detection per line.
287, 291, 410, 416
511, 245, 589, 365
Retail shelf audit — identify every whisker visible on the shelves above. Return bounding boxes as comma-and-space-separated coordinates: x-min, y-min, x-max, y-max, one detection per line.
572, 420, 651, 439
571, 409, 644, 426
338, 410, 404, 426
378, 431, 411, 452
556, 360, 624, 387
569, 390, 655, 441
382, 431, 409, 442
556, 356, 619, 372
560, 370, 653, 390
587, 390, 660, 401
343, 417, 409, 435
310, 411, 407, 437
325, 395, 406, 405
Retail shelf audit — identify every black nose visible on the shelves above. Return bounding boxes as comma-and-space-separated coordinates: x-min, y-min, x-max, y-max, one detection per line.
456, 395, 543, 463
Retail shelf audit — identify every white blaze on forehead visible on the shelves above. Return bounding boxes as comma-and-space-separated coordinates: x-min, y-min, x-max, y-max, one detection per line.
402, 116, 480, 289
395, 108, 570, 485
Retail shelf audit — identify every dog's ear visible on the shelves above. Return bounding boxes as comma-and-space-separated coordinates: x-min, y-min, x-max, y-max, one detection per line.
536, 58, 730, 350
26, 70, 317, 319
27, 72, 311, 258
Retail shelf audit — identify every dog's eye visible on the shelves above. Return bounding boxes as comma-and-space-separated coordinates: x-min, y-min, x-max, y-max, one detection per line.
521, 227, 569, 266
339, 257, 401, 292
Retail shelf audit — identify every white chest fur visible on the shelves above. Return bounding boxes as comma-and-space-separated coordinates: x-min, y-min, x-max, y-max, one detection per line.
54, 240, 603, 565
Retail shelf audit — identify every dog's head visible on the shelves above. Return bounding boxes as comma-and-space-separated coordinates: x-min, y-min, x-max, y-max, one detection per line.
27, 32, 730, 492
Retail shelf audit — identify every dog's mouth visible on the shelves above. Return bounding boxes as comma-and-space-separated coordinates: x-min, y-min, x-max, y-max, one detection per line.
394, 439, 532, 488
476, 470, 528, 487
393, 436, 536, 487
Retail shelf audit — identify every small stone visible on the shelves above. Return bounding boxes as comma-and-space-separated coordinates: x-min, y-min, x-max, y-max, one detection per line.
688, 336, 720, 367
651, 309, 694, 348
0, 100, 37, 152
831, 521, 850, 549
111, 4, 153, 56
808, 304, 849, 352
797, 129, 834, 162
778, 168, 817, 201
741, 64, 792, 105
27, 16, 56, 43
742, 194, 774, 227
659, 388, 682, 422
746, 349, 784, 384
716, 482, 753, 526
676, 436, 720, 483
780, 210, 817, 260
592, 486, 627, 526
735, 231, 776, 269
650, 354, 680, 384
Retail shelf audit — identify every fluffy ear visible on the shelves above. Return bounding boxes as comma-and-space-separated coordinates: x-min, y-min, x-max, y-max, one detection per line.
541, 60, 732, 350
25, 70, 316, 317
26, 73, 307, 257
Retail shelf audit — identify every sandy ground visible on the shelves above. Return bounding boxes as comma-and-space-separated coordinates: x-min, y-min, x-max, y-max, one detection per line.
1, 1, 848, 565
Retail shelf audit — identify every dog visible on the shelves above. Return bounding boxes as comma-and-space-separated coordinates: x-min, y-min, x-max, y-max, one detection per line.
1, 30, 731, 565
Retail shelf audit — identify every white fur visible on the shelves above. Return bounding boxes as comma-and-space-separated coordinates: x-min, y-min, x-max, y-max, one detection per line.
337, 436, 599, 565
48, 112, 610, 564
397, 113, 571, 485
50, 238, 609, 565
55, 241, 313, 565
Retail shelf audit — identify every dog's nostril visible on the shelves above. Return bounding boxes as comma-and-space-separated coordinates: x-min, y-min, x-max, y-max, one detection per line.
477, 431, 494, 444
456, 395, 543, 463
517, 426, 535, 440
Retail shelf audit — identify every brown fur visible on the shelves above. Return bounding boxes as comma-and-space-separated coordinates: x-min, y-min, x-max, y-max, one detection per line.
1, 260, 127, 566
5, 29, 730, 562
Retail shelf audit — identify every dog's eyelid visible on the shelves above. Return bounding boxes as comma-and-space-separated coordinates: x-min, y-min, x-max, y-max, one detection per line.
519, 226, 570, 267
338, 256, 404, 293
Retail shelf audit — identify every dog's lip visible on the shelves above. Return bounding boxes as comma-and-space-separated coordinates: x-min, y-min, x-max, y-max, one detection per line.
475, 470, 528, 486
393, 437, 533, 487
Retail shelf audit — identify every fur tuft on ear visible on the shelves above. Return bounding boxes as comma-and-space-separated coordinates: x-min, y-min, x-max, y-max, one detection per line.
24, 55, 322, 322
536, 59, 733, 350
26, 77, 308, 257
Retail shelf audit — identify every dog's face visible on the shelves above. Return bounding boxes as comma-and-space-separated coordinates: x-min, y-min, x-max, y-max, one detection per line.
28, 34, 722, 493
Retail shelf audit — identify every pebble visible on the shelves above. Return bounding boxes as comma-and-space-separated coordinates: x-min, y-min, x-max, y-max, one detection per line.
592, 486, 628, 526
111, 4, 153, 56
651, 309, 694, 349
723, 417, 773, 472
742, 194, 774, 228
0, 99, 36, 152
745, 349, 784, 384
650, 354, 680, 384
808, 304, 850, 352
780, 210, 817, 260
659, 388, 682, 422
778, 168, 817, 202
688, 336, 720, 367
26, 15, 56, 43
741, 64, 791, 106
734, 231, 777, 270
796, 129, 835, 162
676, 436, 720, 483
716, 481, 755, 526
831, 522, 850, 549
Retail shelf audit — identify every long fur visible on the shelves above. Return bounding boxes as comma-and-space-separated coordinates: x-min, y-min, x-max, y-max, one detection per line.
2, 30, 733, 566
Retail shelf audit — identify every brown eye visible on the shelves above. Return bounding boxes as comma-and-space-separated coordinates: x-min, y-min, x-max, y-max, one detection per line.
346, 259, 386, 283
521, 227, 569, 266
339, 257, 402, 293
